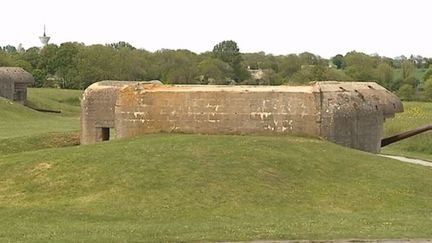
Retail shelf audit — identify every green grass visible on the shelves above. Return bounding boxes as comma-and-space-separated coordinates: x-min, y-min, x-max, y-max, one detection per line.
382, 101, 432, 160
1, 88, 432, 241
0, 88, 81, 155
27, 87, 82, 117
0, 132, 79, 155
0, 98, 79, 139
1, 134, 432, 242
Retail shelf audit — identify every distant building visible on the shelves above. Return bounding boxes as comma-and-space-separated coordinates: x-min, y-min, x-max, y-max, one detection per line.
0, 67, 35, 103
247, 67, 265, 80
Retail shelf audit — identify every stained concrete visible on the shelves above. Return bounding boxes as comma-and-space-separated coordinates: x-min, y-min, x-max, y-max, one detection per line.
80, 80, 162, 144
80, 81, 403, 153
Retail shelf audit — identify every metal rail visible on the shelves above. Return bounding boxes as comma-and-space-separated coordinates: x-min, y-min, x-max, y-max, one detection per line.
381, 124, 432, 147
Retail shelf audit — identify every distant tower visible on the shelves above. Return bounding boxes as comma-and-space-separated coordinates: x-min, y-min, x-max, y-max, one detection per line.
39, 25, 50, 46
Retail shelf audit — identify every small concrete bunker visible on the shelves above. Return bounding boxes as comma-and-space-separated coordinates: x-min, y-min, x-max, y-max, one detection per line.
81, 81, 403, 153
0, 67, 35, 103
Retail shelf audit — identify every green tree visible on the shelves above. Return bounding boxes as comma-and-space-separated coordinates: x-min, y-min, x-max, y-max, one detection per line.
398, 84, 415, 101
389, 78, 403, 92
12, 59, 32, 72
323, 68, 353, 81
344, 51, 377, 81
289, 65, 325, 84
401, 60, 416, 80
0, 49, 14, 67
289, 63, 351, 84
331, 54, 346, 69
410, 55, 425, 68
278, 54, 301, 79
32, 68, 47, 88
197, 58, 233, 84
212, 40, 240, 65
108, 41, 136, 50
403, 76, 419, 88
423, 65, 432, 81
54, 42, 82, 88
154, 49, 200, 84
424, 58, 432, 68
212, 40, 249, 82
423, 78, 432, 101
115, 48, 149, 81
242, 52, 278, 71
74, 44, 117, 88
38, 44, 59, 75
22, 47, 41, 69
376, 63, 394, 89
259, 69, 283, 85
2, 45, 17, 54
298, 52, 319, 65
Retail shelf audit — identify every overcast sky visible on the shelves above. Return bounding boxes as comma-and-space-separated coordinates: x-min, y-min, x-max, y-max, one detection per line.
1, 0, 430, 58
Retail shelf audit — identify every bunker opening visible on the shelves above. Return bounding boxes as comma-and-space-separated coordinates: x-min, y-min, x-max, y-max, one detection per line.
101, 127, 110, 141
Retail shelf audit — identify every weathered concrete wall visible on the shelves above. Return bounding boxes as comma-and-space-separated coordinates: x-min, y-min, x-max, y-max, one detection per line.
0, 78, 14, 100
81, 81, 403, 153
317, 82, 403, 153
80, 80, 162, 144
115, 85, 320, 138
0, 67, 34, 103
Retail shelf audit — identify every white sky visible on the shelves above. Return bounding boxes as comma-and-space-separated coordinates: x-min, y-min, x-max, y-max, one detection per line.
1, 0, 431, 58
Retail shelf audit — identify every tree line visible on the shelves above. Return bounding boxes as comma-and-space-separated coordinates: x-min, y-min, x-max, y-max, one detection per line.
1, 40, 432, 101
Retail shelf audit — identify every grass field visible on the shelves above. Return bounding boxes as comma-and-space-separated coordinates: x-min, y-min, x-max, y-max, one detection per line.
0, 98, 79, 139
0, 88, 431, 241
0, 88, 81, 157
27, 87, 82, 117
382, 101, 432, 160
0, 88, 81, 140
1, 134, 432, 242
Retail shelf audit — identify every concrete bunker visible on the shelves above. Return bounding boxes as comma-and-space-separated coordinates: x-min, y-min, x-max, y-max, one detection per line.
0, 67, 35, 103
81, 81, 403, 153
80, 80, 162, 144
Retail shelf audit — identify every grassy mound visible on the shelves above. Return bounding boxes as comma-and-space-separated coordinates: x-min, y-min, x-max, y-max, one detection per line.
1, 134, 431, 241
383, 101, 432, 160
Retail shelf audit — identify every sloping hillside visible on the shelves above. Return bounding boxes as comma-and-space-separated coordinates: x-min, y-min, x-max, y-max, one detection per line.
0, 88, 81, 139
0, 134, 431, 242
0, 97, 78, 138
0, 88, 82, 154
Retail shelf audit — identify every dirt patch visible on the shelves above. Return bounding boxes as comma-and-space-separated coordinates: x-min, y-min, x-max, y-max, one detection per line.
33, 162, 52, 171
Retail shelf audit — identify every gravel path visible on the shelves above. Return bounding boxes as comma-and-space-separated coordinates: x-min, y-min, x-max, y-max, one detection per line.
379, 154, 432, 167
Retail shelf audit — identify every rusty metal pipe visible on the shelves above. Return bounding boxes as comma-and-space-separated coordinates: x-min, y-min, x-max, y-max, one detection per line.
381, 124, 432, 147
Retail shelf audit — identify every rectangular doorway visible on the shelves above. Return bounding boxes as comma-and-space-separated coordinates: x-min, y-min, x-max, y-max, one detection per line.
101, 127, 110, 141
